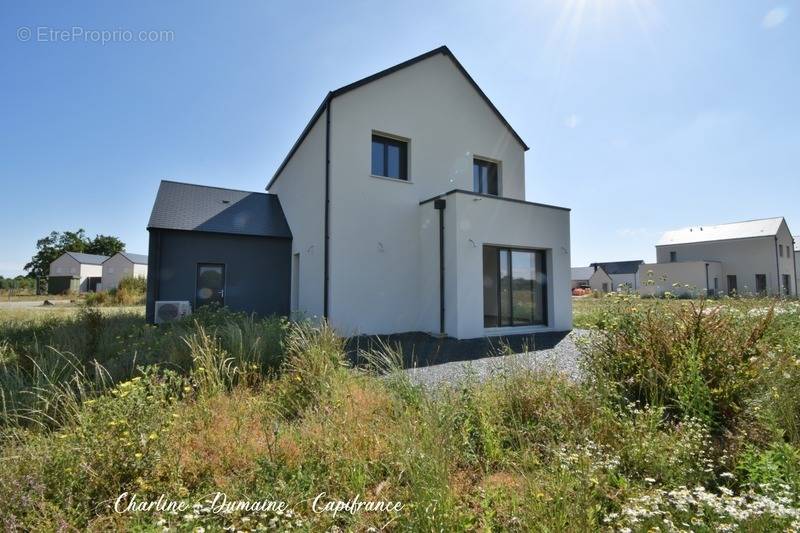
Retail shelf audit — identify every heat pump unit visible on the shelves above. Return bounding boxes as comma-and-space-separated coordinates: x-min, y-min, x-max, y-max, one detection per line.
154, 301, 192, 324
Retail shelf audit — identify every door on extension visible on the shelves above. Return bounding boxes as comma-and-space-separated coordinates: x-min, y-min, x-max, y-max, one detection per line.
197, 263, 225, 308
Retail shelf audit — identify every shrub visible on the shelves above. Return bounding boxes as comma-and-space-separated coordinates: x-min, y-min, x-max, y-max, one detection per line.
83, 291, 109, 306
118, 276, 147, 294
582, 295, 772, 430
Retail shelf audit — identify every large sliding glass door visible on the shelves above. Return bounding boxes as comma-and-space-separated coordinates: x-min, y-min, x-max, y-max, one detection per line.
483, 246, 547, 327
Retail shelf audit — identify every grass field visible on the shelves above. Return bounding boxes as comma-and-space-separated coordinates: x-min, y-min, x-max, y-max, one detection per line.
1, 297, 799, 530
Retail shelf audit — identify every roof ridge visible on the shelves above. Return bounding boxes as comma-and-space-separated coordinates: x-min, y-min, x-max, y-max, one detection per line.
668, 216, 784, 231
161, 179, 274, 197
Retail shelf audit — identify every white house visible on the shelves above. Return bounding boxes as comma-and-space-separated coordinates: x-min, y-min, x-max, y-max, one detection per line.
100, 252, 148, 291
267, 46, 572, 339
639, 217, 796, 297
571, 266, 613, 293
48, 251, 108, 294
589, 260, 643, 291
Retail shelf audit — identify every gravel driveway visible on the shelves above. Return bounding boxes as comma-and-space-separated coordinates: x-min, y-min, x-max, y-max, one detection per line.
405, 329, 590, 387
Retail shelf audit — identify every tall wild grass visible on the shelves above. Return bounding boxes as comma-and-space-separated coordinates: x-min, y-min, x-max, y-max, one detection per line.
1, 296, 800, 530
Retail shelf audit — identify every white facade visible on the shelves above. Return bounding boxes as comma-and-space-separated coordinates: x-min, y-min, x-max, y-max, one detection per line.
101, 253, 148, 291
639, 261, 723, 297
608, 273, 637, 290
589, 268, 614, 293
649, 218, 796, 297
48, 254, 103, 293
269, 48, 572, 338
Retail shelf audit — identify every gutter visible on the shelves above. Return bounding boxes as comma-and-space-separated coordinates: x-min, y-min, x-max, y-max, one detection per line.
323, 95, 332, 319
793, 239, 798, 297
433, 199, 447, 335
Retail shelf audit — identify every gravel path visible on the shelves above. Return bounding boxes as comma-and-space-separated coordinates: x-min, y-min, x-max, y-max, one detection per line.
405, 329, 590, 387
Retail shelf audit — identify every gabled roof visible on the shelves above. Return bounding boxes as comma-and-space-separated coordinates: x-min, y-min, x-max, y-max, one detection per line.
113, 252, 148, 265
657, 217, 785, 246
64, 251, 109, 265
590, 260, 644, 275
147, 180, 292, 238
571, 266, 595, 281
266, 45, 529, 191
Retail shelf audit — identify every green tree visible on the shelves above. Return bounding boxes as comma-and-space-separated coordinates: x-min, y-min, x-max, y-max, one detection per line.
24, 230, 88, 280
85, 234, 125, 256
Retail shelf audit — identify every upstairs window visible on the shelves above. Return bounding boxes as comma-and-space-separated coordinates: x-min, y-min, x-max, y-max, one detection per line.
779, 245, 784, 257
371, 134, 408, 180
473, 158, 499, 195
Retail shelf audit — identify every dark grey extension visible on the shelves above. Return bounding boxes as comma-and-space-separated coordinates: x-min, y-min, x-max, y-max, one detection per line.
145, 180, 292, 324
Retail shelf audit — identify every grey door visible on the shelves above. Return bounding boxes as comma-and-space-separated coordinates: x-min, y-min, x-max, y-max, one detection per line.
197, 263, 225, 308
756, 274, 767, 295
727, 275, 737, 296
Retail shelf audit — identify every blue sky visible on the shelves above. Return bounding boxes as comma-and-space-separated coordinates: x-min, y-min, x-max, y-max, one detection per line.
1, 1, 798, 277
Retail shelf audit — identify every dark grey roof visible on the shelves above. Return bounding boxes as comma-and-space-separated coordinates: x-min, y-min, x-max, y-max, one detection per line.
147, 181, 292, 238
65, 251, 109, 265
590, 260, 644, 275
571, 266, 595, 281
117, 252, 148, 264
266, 45, 529, 190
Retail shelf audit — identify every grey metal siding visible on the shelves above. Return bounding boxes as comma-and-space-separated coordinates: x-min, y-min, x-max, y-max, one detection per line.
146, 229, 291, 323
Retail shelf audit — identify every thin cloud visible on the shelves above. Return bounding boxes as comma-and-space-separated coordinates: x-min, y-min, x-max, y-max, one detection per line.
762, 7, 788, 29
616, 227, 655, 238
564, 114, 581, 129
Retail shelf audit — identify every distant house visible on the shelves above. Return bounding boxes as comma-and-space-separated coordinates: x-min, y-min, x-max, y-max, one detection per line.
589, 260, 644, 291
639, 217, 796, 297
48, 252, 108, 294
100, 252, 148, 291
571, 265, 614, 293
794, 237, 799, 287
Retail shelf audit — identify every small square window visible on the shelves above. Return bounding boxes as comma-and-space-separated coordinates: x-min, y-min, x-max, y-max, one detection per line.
371, 134, 408, 180
473, 158, 499, 195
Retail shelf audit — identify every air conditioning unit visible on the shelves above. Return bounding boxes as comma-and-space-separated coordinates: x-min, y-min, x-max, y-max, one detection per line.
154, 301, 192, 324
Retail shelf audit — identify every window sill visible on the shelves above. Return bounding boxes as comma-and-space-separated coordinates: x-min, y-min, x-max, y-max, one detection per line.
483, 324, 551, 336
369, 174, 413, 184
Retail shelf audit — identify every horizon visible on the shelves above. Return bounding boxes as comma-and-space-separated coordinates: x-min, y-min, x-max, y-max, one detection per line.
2, 1, 798, 276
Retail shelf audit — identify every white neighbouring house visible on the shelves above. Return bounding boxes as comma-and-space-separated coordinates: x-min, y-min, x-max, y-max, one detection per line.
638, 217, 797, 297
589, 260, 644, 291
48, 251, 108, 294
571, 266, 614, 293
100, 252, 148, 291
267, 46, 572, 339
796, 238, 799, 283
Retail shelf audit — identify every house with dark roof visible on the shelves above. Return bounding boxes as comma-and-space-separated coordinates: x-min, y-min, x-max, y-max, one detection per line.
145, 180, 292, 323
589, 260, 644, 291
48, 251, 108, 294
145, 46, 572, 338
100, 252, 148, 291
639, 217, 796, 297
571, 266, 614, 293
